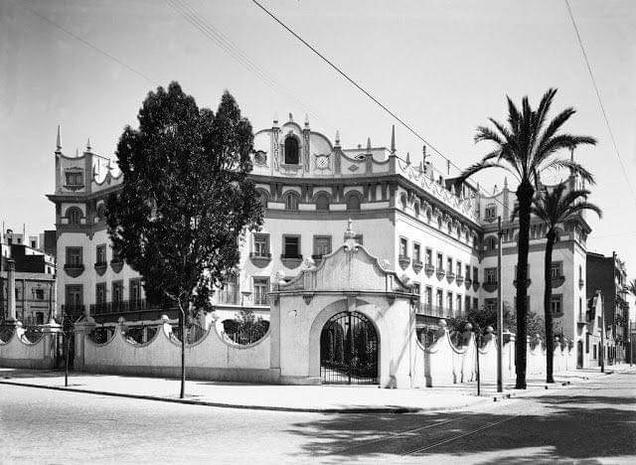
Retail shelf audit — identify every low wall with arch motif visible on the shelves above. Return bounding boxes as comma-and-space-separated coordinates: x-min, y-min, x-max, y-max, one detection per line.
75, 318, 279, 383
0, 323, 59, 369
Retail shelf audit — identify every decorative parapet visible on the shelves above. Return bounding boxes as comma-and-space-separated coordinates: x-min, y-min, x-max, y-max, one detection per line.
94, 262, 107, 276
436, 268, 445, 280
551, 276, 565, 288
464, 278, 472, 289
456, 275, 464, 286
281, 255, 303, 270
249, 253, 272, 268
64, 264, 85, 278
412, 260, 424, 274
110, 259, 123, 273
483, 281, 497, 293
395, 158, 479, 222
424, 263, 435, 276
446, 272, 455, 283
398, 256, 411, 270
472, 280, 480, 291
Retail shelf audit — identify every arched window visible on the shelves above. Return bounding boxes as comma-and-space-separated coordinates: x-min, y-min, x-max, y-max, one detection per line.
487, 235, 497, 251
257, 190, 269, 209
284, 136, 300, 165
346, 192, 361, 212
66, 207, 83, 225
315, 192, 330, 212
284, 192, 300, 211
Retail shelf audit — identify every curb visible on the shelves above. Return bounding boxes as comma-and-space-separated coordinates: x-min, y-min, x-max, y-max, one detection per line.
2, 379, 481, 414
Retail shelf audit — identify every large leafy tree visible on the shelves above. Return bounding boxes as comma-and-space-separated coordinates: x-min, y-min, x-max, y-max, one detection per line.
531, 182, 601, 382
459, 88, 596, 388
106, 82, 263, 398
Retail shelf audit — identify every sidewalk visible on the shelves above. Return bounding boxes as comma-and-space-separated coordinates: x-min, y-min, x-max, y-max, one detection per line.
0, 366, 627, 414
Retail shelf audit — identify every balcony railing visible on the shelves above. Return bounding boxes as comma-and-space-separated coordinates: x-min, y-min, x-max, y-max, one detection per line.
417, 304, 455, 319
90, 299, 149, 315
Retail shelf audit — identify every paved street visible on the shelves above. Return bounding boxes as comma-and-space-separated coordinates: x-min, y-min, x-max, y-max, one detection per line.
1, 370, 634, 464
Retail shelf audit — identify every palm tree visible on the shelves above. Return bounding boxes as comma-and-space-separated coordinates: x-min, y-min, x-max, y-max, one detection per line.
531, 182, 602, 383
459, 88, 596, 389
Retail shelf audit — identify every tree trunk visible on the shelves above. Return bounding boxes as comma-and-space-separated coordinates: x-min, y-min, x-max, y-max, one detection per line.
515, 182, 534, 389
179, 302, 186, 399
544, 231, 556, 383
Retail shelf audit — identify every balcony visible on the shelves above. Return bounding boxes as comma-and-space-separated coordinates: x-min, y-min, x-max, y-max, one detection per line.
412, 260, 424, 274
436, 267, 446, 280
94, 261, 107, 276
513, 278, 531, 289
110, 258, 124, 273
398, 255, 411, 270
249, 252, 272, 268
417, 304, 453, 319
464, 277, 472, 289
90, 299, 150, 315
472, 280, 480, 291
446, 271, 455, 283
63, 263, 85, 278
424, 263, 435, 276
551, 275, 565, 288
456, 275, 464, 285
483, 280, 498, 293
579, 279, 585, 289
281, 254, 303, 269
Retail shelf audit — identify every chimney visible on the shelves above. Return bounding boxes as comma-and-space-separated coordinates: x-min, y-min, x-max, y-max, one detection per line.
6, 259, 17, 323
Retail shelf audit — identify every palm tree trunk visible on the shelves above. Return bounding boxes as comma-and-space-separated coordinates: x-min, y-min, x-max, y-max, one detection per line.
515, 182, 534, 389
544, 231, 556, 383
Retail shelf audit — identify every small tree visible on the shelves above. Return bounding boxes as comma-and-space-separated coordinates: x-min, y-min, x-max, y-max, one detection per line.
230, 309, 269, 345
106, 82, 263, 398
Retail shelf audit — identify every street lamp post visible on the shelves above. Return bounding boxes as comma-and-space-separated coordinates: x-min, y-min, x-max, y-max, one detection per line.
497, 216, 503, 393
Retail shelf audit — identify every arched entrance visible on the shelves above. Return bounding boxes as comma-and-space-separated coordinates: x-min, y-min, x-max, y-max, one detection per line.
320, 311, 378, 384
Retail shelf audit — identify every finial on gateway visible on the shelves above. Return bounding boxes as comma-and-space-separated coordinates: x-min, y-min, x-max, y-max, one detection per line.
344, 218, 355, 240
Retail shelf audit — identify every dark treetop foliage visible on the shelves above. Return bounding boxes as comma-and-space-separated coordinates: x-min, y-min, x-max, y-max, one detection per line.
106, 82, 263, 313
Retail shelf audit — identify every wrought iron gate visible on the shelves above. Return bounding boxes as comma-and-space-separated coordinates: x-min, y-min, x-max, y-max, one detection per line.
320, 311, 378, 384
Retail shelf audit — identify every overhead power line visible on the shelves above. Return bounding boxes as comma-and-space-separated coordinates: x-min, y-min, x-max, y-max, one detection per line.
166, 0, 335, 134
20, 2, 156, 85
564, 0, 636, 206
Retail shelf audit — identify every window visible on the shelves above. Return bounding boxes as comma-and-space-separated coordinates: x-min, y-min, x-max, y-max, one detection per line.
473, 266, 479, 283
258, 191, 268, 209
30, 240, 36, 248
579, 298, 583, 321
95, 283, 107, 305
551, 295, 563, 316
253, 233, 270, 257
283, 235, 301, 258
456, 294, 462, 314
446, 257, 453, 274
485, 267, 497, 284
473, 297, 479, 310
425, 248, 433, 266
35, 289, 44, 300
412, 283, 421, 296
485, 298, 497, 311
65, 170, 84, 187
436, 289, 443, 308
253, 277, 270, 305
346, 193, 361, 211
447, 292, 453, 312
485, 203, 496, 220
313, 235, 332, 257
112, 281, 123, 303
284, 192, 300, 211
284, 136, 300, 164
456, 261, 462, 277
96, 244, 107, 265
399, 238, 408, 258
465, 264, 471, 280
129, 278, 142, 304
465, 295, 471, 312
486, 236, 497, 251
66, 247, 83, 266
315, 192, 330, 212
436, 253, 443, 269
413, 243, 421, 262
551, 262, 563, 279
425, 287, 433, 307
579, 265, 583, 281
218, 275, 239, 305
66, 207, 82, 225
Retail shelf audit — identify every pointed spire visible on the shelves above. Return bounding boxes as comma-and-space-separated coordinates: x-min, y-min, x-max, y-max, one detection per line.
288, 112, 293, 122
304, 113, 309, 128
405, 152, 411, 164
334, 130, 341, 147
273, 113, 279, 127
366, 137, 371, 152
390, 124, 396, 154
85, 138, 92, 153
422, 145, 428, 163
344, 218, 355, 240
55, 125, 62, 153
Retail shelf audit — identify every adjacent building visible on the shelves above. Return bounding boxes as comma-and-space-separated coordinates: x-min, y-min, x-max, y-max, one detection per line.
1, 228, 56, 325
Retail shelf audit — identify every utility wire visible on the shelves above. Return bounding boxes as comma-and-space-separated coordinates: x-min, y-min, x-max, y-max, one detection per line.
20, 2, 156, 85
166, 0, 335, 135
564, 0, 636, 206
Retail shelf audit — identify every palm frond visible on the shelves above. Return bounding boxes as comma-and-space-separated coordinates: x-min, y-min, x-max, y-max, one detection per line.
534, 134, 597, 167
474, 126, 504, 145
457, 160, 518, 185
542, 158, 596, 185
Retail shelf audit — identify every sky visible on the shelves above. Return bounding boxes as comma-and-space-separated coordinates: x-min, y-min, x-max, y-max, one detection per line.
1, 0, 635, 277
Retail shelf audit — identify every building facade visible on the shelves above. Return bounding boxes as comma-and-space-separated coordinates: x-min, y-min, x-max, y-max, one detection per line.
49, 116, 595, 368
586, 251, 631, 363
1, 229, 56, 325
